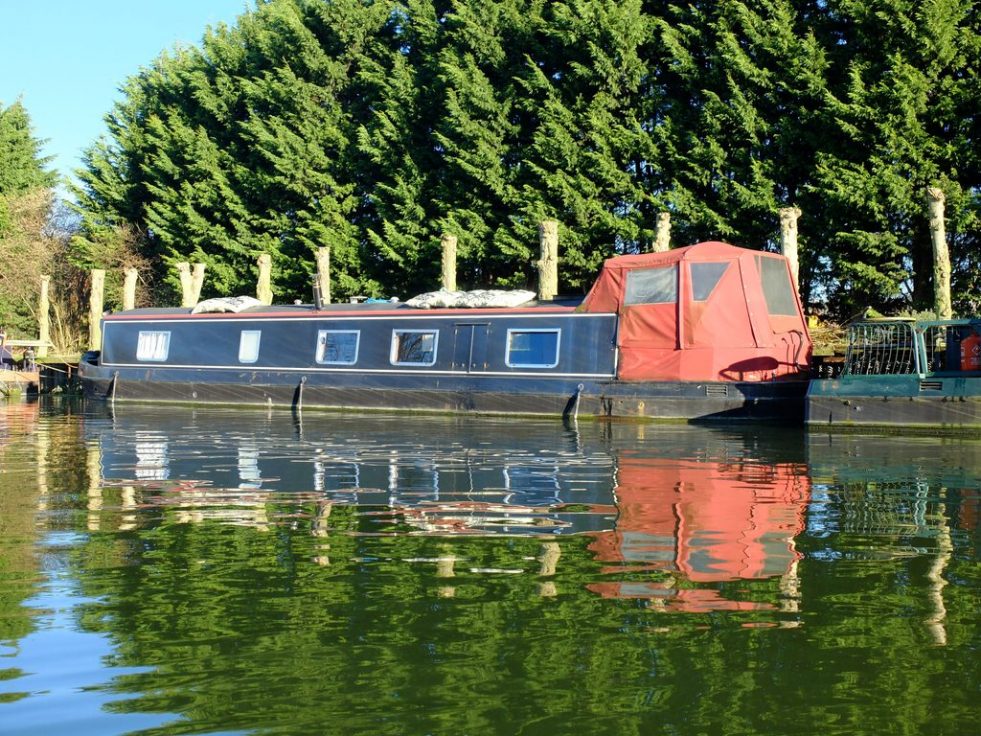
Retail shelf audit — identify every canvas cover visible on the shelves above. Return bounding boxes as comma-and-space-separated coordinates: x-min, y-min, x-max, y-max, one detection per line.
579, 241, 811, 381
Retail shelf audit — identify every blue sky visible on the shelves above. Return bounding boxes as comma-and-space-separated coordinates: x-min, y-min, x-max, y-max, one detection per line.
0, 0, 251, 185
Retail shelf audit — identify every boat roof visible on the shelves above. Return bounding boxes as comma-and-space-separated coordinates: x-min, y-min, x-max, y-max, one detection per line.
104, 295, 587, 320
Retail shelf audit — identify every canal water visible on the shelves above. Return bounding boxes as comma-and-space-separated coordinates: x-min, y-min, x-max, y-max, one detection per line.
0, 400, 977, 735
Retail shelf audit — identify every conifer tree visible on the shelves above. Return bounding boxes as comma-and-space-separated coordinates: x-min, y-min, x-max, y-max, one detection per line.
809, 0, 979, 315
68, 0, 980, 317
520, 0, 662, 289
0, 100, 60, 332
0, 100, 57, 196
353, 0, 450, 297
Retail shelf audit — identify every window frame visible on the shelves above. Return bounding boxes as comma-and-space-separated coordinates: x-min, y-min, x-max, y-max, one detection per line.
505, 328, 561, 369
624, 265, 678, 306
689, 262, 729, 302
315, 329, 360, 366
238, 330, 262, 364
757, 255, 799, 317
135, 330, 171, 362
390, 329, 439, 367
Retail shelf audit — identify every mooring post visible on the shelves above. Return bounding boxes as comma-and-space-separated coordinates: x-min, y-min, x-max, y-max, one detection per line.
926, 187, 952, 320
256, 254, 273, 305
88, 269, 105, 351
123, 268, 138, 311
654, 212, 671, 252
315, 247, 331, 306
779, 206, 802, 290
440, 233, 458, 292
38, 274, 50, 359
538, 220, 559, 301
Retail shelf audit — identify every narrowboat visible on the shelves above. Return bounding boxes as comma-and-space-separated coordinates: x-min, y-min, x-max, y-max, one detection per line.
79, 241, 813, 421
806, 317, 981, 431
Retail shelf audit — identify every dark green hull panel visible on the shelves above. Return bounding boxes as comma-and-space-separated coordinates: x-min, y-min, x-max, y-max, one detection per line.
807, 374, 981, 431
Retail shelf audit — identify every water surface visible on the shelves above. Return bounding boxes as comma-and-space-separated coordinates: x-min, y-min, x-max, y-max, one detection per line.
0, 400, 977, 735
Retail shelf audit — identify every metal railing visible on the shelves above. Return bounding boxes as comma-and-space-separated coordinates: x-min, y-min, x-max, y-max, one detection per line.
843, 319, 981, 377
843, 321, 918, 376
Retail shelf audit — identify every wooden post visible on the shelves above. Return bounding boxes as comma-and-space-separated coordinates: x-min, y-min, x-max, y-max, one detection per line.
440, 234, 458, 292
177, 262, 192, 307
256, 253, 273, 305
191, 263, 205, 304
38, 275, 50, 359
315, 247, 331, 306
537, 219, 559, 301
88, 269, 105, 351
123, 268, 138, 311
926, 187, 952, 319
779, 206, 802, 290
177, 262, 205, 307
539, 541, 560, 598
654, 212, 671, 252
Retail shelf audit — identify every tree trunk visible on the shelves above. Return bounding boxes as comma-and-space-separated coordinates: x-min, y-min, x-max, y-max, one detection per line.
177, 262, 206, 306
38, 275, 50, 358
256, 254, 273, 305
779, 206, 802, 290
191, 263, 205, 304
123, 268, 138, 311
440, 233, 458, 292
177, 262, 193, 307
926, 187, 952, 319
537, 220, 559, 301
654, 212, 671, 252
315, 247, 331, 306
88, 269, 105, 351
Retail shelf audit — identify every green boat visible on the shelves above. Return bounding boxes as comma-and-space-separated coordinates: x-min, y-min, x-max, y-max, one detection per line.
806, 318, 981, 431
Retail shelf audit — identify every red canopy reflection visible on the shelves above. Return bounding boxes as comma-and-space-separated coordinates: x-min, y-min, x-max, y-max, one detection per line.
588, 456, 809, 612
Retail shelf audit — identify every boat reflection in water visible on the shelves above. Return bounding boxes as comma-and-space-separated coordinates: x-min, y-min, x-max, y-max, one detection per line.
86, 405, 810, 612
587, 457, 808, 612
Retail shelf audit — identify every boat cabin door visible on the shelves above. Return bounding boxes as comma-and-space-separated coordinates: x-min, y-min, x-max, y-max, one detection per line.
452, 323, 489, 373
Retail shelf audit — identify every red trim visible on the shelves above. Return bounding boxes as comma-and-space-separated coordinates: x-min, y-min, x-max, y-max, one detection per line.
103, 305, 583, 321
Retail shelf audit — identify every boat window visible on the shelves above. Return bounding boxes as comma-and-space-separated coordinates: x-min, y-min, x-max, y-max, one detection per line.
316, 330, 359, 365
506, 329, 560, 368
136, 331, 171, 362
238, 330, 261, 363
690, 262, 729, 301
757, 256, 798, 316
624, 265, 677, 305
391, 330, 438, 366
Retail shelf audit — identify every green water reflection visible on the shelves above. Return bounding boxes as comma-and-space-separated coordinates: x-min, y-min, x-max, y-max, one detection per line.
0, 400, 977, 735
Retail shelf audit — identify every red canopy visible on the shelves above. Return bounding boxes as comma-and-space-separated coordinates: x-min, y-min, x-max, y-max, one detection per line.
580, 241, 811, 381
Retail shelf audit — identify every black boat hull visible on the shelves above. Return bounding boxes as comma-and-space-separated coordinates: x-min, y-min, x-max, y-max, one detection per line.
80, 357, 806, 422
